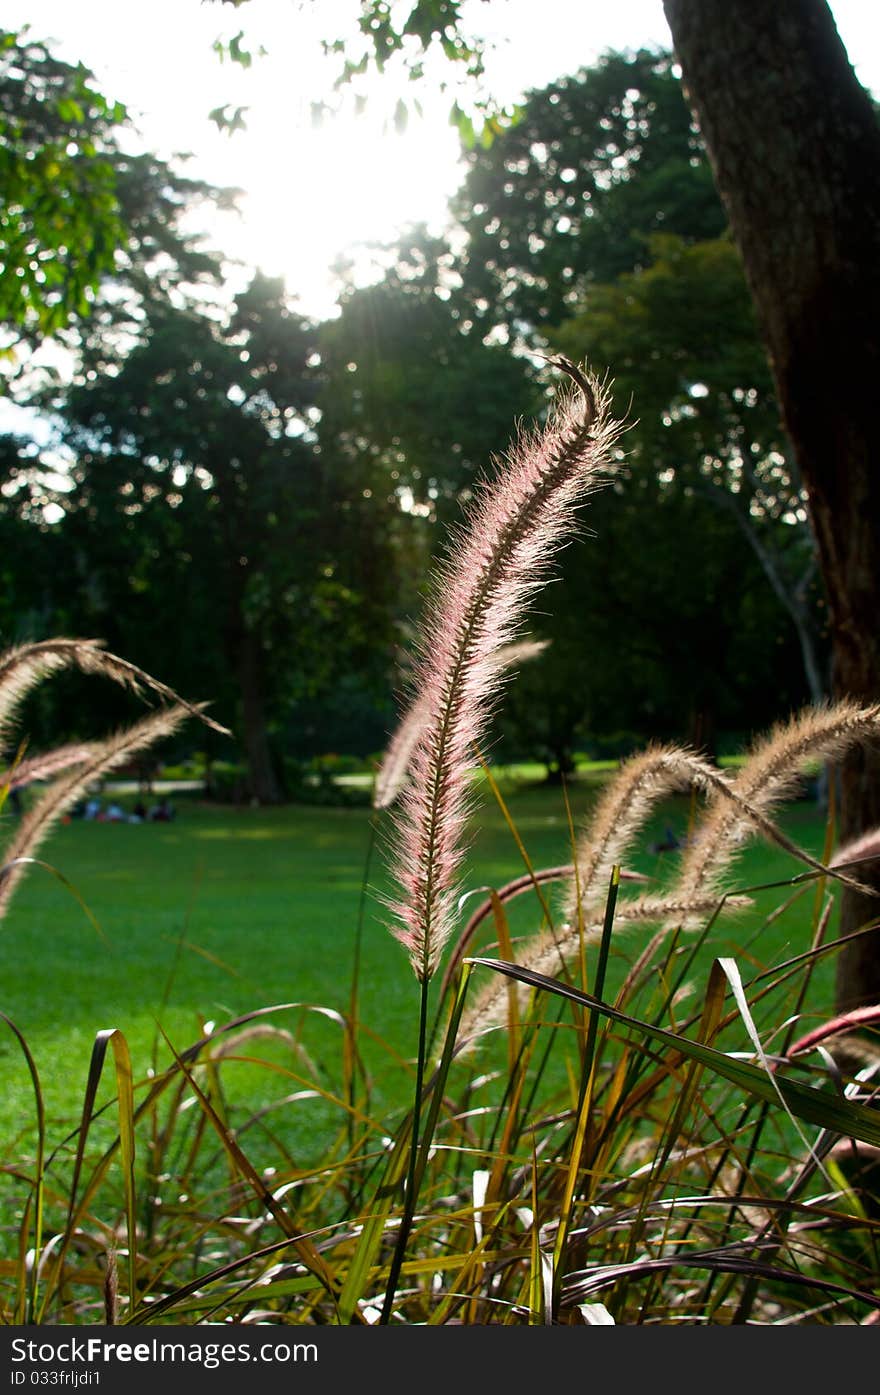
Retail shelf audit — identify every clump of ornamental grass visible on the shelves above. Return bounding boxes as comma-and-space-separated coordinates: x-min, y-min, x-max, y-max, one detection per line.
18, 831, 880, 1327
424, 703, 880, 1324
6, 375, 880, 1326
17, 1002, 359, 1326
356, 360, 880, 1324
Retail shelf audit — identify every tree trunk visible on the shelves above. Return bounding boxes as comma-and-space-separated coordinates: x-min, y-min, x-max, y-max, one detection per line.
545, 744, 576, 784
663, 0, 880, 1009
237, 626, 284, 805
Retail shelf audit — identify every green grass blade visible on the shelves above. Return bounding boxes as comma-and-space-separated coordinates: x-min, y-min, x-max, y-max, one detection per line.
153, 1022, 342, 1304
466, 957, 880, 1147
476, 753, 558, 933
335, 1110, 413, 1325
103, 1029, 138, 1313
716, 955, 830, 1180
0, 1013, 44, 1324
338, 963, 473, 1325
51, 1027, 137, 1320
551, 867, 620, 1309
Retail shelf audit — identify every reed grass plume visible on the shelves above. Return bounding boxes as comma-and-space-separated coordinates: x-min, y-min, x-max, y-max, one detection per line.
460, 702, 880, 1044
0, 637, 228, 754
562, 742, 724, 926
1, 742, 100, 795
373, 637, 550, 812
0, 704, 196, 918
675, 700, 880, 903
560, 732, 859, 930
386, 361, 625, 981
0, 635, 227, 920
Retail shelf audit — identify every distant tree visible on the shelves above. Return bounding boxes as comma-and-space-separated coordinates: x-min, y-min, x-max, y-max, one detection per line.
450, 49, 726, 342
0, 434, 72, 644
53, 275, 399, 801
317, 230, 539, 574
551, 233, 828, 706
661, 0, 880, 1010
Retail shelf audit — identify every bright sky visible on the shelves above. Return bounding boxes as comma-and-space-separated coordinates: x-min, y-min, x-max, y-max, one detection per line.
6, 0, 880, 322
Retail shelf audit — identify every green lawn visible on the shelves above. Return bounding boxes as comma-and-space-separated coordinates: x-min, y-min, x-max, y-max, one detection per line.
0, 769, 836, 1170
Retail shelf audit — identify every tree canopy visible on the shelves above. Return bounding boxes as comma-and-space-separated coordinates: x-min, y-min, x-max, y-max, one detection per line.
0, 26, 233, 399
451, 49, 726, 339
53, 274, 400, 800
0, 27, 127, 339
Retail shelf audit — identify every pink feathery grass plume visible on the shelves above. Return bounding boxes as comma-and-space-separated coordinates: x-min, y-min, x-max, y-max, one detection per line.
0, 703, 196, 918
1, 741, 100, 793
562, 742, 724, 926
0, 637, 229, 755
831, 827, 880, 873
373, 636, 550, 812
675, 699, 880, 904
386, 361, 626, 982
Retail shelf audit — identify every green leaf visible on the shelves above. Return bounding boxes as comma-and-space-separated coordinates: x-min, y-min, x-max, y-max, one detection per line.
449, 101, 475, 148
55, 1028, 138, 1317
208, 104, 249, 135
228, 30, 253, 68
0, 1014, 44, 1324
56, 97, 84, 123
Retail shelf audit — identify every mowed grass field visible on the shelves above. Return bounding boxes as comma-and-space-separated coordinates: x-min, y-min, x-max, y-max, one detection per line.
0, 768, 837, 1168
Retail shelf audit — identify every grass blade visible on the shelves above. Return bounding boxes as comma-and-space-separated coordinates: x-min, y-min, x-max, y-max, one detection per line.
51, 1028, 137, 1319
465, 957, 880, 1146
0, 1013, 44, 1324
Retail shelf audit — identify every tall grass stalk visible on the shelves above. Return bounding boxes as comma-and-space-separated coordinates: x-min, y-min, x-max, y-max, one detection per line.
550, 865, 620, 1315
1, 1013, 45, 1325
375, 362, 624, 1311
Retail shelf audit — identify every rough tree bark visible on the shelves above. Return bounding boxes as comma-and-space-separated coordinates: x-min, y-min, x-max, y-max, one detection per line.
662, 0, 880, 1009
